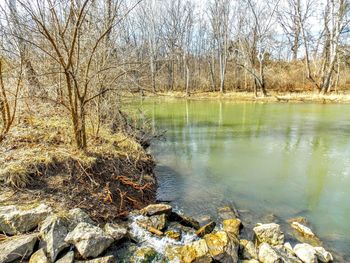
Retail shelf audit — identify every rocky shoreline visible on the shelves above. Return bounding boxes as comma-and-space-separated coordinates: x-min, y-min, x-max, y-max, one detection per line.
0, 203, 336, 263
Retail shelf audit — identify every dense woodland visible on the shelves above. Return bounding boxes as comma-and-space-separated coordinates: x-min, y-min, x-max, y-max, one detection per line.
0, 0, 350, 148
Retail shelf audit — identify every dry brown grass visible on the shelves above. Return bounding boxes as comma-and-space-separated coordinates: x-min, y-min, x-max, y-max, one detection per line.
144, 90, 350, 104
0, 108, 157, 221
0, 113, 146, 188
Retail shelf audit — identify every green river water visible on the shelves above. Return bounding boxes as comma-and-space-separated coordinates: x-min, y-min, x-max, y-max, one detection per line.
137, 99, 350, 259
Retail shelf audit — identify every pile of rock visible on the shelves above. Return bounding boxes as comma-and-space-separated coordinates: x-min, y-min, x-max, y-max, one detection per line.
0, 204, 125, 263
0, 203, 334, 263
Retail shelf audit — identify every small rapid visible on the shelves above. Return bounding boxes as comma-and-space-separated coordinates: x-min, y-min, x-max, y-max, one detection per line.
129, 214, 198, 256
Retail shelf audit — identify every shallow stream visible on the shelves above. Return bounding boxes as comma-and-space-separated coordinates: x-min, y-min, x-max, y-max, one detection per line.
136, 99, 350, 258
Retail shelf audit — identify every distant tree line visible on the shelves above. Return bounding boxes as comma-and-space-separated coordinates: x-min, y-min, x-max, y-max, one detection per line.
0, 0, 349, 148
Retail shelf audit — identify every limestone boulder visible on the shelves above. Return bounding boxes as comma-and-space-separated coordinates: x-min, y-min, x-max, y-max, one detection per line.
131, 247, 160, 263
258, 243, 281, 263
204, 230, 239, 263
196, 221, 216, 238
170, 211, 200, 230
275, 246, 302, 263
39, 215, 69, 261
293, 243, 317, 263
165, 240, 210, 263
64, 222, 114, 258
112, 242, 138, 261
66, 208, 95, 231
284, 242, 295, 255
314, 247, 333, 262
104, 223, 128, 241
29, 248, 49, 263
139, 214, 168, 231
165, 245, 183, 262
291, 222, 315, 238
140, 204, 172, 216
181, 240, 210, 263
223, 218, 241, 236
75, 255, 116, 263
0, 204, 52, 234
0, 233, 38, 263
217, 206, 239, 220
239, 239, 258, 260
253, 223, 284, 246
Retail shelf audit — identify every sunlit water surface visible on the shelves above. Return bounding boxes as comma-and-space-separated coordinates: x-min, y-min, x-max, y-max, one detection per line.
135, 99, 350, 258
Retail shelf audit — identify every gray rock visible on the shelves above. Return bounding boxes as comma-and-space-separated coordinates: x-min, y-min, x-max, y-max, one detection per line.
29, 248, 49, 263
111, 242, 138, 261
170, 212, 200, 229
218, 206, 239, 220
253, 223, 284, 246
131, 247, 160, 263
140, 204, 172, 216
0, 204, 52, 235
55, 251, 74, 263
180, 240, 210, 263
75, 255, 116, 263
293, 243, 317, 263
284, 242, 294, 255
136, 220, 164, 237
291, 222, 315, 237
258, 243, 281, 263
65, 222, 114, 258
39, 215, 69, 261
239, 239, 258, 260
196, 221, 216, 238
204, 230, 239, 263
151, 214, 167, 231
287, 219, 321, 247
314, 247, 333, 262
66, 208, 95, 231
0, 233, 38, 263
164, 244, 183, 262
104, 223, 128, 241
198, 215, 215, 227
223, 218, 242, 236
275, 246, 302, 263
137, 214, 167, 231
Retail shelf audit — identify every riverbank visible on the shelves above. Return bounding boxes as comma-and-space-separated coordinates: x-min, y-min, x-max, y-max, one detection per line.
1, 101, 348, 262
0, 202, 341, 262
140, 91, 350, 104
0, 113, 157, 222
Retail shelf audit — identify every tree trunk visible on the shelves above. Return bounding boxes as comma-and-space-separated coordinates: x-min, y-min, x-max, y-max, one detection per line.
259, 58, 267, 96
185, 58, 190, 96
72, 102, 87, 150
150, 56, 156, 93
219, 53, 226, 93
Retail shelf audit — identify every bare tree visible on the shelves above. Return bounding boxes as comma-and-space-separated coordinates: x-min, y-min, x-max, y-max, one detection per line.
237, 0, 280, 96
208, 0, 231, 93
12, 0, 142, 149
319, 0, 349, 93
0, 59, 22, 142
140, 0, 160, 93
6, 0, 44, 97
278, 0, 303, 60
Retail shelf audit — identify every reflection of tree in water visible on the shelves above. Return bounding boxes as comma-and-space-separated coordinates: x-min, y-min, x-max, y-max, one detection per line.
305, 135, 329, 211
143, 100, 350, 259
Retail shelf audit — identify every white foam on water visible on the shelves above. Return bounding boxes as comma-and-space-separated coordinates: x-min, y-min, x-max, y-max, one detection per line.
129, 215, 198, 256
